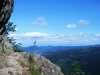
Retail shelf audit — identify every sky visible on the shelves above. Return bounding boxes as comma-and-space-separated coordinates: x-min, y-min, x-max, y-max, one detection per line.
9, 0, 100, 47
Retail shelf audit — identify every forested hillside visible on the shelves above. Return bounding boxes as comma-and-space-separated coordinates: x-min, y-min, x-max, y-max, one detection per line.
43, 46, 100, 75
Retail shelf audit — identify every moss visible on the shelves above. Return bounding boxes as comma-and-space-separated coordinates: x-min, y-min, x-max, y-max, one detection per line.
28, 54, 40, 75
20, 61, 26, 68
29, 66, 40, 75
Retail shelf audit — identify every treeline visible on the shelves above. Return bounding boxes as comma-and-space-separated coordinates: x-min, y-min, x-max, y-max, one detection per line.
43, 46, 100, 75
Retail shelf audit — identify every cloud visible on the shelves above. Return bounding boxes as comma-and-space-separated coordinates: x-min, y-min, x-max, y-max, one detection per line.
78, 20, 90, 25
61, 19, 90, 29
95, 34, 100, 37
31, 17, 48, 26
65, 24, 77, 28
9, 32, 100, 46
9, 32, 50, 39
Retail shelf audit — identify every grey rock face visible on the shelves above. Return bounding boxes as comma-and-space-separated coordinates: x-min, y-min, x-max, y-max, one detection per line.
0, 52, 64, 75
0, 53, 22, 75
34, 54, 64, 75
0, 0, 14, 52
0, 0, 14, 35
0, 35, 13, 52
22, 52, 64, 75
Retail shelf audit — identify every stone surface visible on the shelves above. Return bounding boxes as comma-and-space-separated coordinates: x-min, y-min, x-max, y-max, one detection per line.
0, 0, 14, 35
0, 52, 64, 75
0, 34, 13, 52
22, 52, 64, 75
0, 0, 14, 52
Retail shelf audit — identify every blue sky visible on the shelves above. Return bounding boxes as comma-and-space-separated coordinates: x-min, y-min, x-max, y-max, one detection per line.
9, 0, 100, 47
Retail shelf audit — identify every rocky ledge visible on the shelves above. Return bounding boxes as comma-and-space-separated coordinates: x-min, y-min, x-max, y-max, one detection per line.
0, 52, 64, 75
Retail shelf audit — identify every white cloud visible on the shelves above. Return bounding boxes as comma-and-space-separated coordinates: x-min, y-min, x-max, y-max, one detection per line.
9, 32, 50, 39
9, 32, 100, 46
78, 20, 90, 25
61, 19, 89, 29
79, 32, 84, 35
66, 24, 77, 28
32, 17, 48, 26
24, 32, 51, 39
93, 38, 98, 41
61, 24, 77, 28
95, 34, 100, 37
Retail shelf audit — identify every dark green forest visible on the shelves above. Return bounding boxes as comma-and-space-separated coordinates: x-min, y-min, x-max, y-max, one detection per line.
43, 46, 100, 75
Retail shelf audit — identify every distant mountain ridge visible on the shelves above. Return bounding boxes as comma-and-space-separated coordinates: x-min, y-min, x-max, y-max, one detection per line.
21, 44, 100, 54
42, 46, 100, 75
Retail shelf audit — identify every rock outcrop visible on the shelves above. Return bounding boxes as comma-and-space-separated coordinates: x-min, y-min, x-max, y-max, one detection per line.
23, 52, 64, 75
0, 0, 14, 35
0, 0, 14, 52
0, 52, 64, 75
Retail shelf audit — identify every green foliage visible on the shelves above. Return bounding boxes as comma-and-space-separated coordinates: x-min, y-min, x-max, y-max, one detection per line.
13, 42, 23, 52
61, 68, 71, 75
5, 22, 17, 35
43, 47, 100, 75
7, 37, 16, 44
61, 64, 85, 75
20, 62, 26, 68
7, 37, 23, 52
28, 55, 40, 75
71, 64, 85, 75
5, 22, 23, 52
29, 54, 34, 64
29, 66, 40, 75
